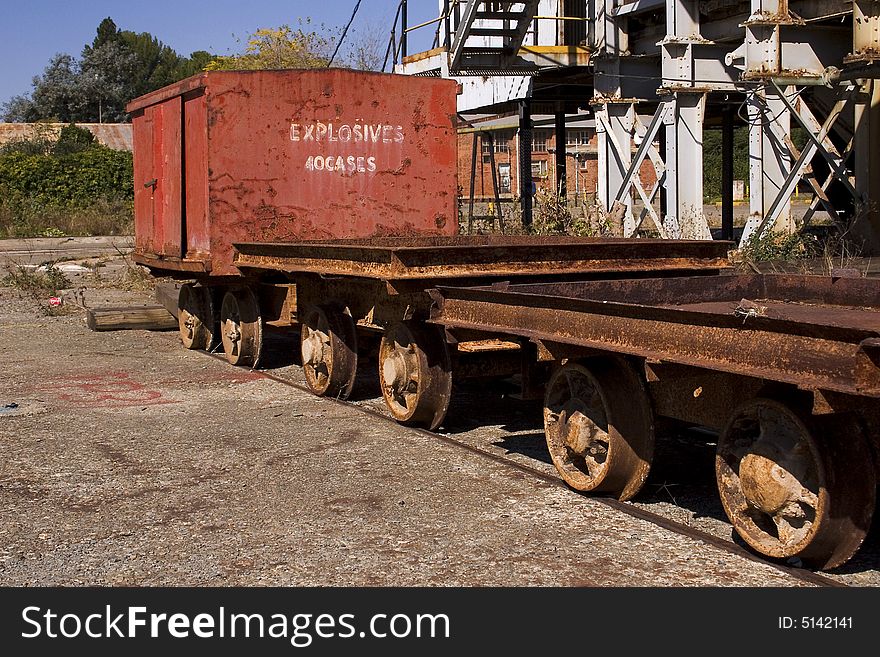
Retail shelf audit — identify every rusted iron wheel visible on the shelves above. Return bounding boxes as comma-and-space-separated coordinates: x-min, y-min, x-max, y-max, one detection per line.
378, 321, 452, 430
716, 398, 876, 570
220, 287, 262, 368
300, 304, 358, 400
543, 358, 654, 501
177, 283, 215, 350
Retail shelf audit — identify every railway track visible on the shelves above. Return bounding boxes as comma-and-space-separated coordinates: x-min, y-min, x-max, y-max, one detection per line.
204, 346, 854, 589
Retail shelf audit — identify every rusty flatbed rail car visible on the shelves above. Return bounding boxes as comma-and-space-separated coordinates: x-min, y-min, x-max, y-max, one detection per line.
227, 235, 731, 429
429, 273, 880, 571
232, 235, 731, 280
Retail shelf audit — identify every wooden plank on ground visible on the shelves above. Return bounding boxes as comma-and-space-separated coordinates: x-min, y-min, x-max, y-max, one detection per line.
86, 305, 178, 332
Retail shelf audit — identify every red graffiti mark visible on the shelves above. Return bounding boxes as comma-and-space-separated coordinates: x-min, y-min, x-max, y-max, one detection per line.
41, 371, 177, 408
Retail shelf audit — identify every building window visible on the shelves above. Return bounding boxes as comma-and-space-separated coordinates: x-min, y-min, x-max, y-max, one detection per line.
532, 130, 548, 153
531, 159, 548, 178
566, 129, 590, 147
577, 155, 589, 171
482, 132, 510, 155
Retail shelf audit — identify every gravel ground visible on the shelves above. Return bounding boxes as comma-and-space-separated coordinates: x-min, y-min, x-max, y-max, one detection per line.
1, 246, 878, 587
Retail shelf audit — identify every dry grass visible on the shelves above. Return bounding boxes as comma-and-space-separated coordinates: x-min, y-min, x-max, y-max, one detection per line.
462, 191, 613, 237
0, 199, 133, 238
108, 242, 155, 292
4, 263, 70, 296
2, 263, 77, 316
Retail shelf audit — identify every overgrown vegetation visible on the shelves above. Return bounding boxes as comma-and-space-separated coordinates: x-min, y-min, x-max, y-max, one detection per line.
733, 224, 870, 277
529, 188, 611, 237
3, 262, 74, 315
4, 263, 71, 295
738, 230, 819, 264
463, 190, 613, 237
0, 124, 133, 237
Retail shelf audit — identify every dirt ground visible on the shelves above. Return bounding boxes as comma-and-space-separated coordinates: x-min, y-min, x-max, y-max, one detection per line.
1, 238, 878, 587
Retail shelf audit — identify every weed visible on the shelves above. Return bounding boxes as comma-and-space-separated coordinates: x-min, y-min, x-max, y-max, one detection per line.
465, 191, 613, 237
113, 262, 154, 292
109, 242, 154, 292
736, 230, 819, 269
2, 262, 77, 316
3, 263, 71, 296
529, 189, 613, 237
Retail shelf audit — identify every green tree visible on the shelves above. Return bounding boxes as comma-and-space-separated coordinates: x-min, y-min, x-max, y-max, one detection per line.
1, 15, 386, 123
81, 39, 140, 122
3, 54, 92, 122
2, 17, 216, 123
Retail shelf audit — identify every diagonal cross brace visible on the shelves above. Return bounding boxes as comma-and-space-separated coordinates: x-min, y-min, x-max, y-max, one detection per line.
772, 81, 859, 201
801, 134, 856, 227
744, 84, 857, 242
603, 101, 670, 237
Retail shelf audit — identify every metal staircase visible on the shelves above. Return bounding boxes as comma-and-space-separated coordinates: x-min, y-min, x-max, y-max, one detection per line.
449, 1, 542, 74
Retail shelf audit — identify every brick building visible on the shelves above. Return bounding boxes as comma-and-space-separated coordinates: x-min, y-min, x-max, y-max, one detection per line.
457, 114, 659, 224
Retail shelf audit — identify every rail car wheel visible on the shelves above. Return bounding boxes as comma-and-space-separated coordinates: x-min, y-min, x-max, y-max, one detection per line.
177, 283, 216, 350
220, 287, 262, 368
716, 398, 876, 570
543, 358, 654, 501
300, 304, 358, 399
378, 321, 452, 430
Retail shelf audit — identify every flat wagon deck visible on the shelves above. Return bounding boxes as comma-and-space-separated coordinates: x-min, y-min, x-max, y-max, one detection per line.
232, 235, 731, 281
429, 273, 880, 570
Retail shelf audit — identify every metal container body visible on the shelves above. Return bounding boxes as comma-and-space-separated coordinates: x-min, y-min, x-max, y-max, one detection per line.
127, 70, 459, 276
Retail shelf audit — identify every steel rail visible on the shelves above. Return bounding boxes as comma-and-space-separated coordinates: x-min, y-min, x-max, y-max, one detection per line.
203, 349, 850, 588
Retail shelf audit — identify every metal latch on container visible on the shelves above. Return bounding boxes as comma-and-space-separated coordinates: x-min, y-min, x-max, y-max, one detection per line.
144, 178, 157, 188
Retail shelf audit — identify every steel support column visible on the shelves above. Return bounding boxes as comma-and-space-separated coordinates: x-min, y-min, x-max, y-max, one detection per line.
851, 79, 880, 252
519, 100, 533, 228
664, 92, 710, 239
596, 101, 635, 235
741, 86, 794, 244
555, 111, 567, 198
849, 1, 880, 253
592, 0, 634, 235
659, 0, 710, 239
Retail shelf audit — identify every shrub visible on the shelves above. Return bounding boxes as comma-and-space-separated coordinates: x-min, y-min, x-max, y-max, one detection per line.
53, 123, 97, 156
0, 135, 133, 237
738, 230, 819, 263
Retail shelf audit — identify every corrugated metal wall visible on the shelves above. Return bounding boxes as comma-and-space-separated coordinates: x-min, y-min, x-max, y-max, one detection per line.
0, 123, 132, 151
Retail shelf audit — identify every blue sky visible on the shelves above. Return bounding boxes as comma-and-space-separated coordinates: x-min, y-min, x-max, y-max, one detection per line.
0, 1, 439, 108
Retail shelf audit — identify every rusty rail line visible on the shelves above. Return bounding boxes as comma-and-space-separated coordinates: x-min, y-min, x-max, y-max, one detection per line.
203, 349, 849, 589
